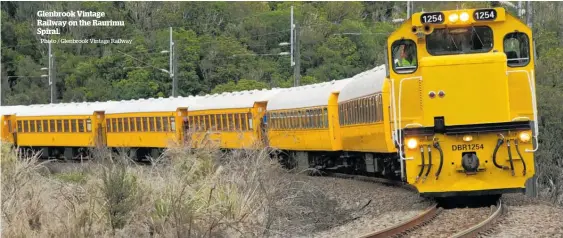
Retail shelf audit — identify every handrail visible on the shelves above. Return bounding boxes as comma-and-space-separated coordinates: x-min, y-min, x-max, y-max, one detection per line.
507, 70, 539, 152
389, 76, 423, 179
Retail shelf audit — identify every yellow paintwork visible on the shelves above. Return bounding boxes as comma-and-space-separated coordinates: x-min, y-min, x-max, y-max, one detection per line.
404, 132, 534, 193
339, 92, 396, 153
268, 93, 341, 151
1, 115, 16, 144
388, 7, 536, 194
105, 109, 186, 148
15, 114, 100, 147
189, 104, 264, 149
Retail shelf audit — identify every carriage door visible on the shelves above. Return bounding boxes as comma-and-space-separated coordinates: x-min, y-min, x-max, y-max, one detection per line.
93, 111, 106, 147
176, 108, 188, 144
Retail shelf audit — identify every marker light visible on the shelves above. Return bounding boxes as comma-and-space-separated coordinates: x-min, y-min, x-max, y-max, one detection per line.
449, 13, 459, 23
519, 132, 531, 143
463, 135, 473, 142
460, 12, 469, 22
407, 138, 418, 149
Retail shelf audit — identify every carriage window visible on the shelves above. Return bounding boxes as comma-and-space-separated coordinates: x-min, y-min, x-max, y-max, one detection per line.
136, 117, 141, 132
247, 113, 253, 129
170, 117, 176, 130
111, 118, 117, 132
504, 32, 530, 67
57, 120, 63, 132
43, 120, 48, 132
23, 121, 29, 132
78, 120, 84, 132
163, 117, 169, 131
30, 120, 35, 132
426, 26, 493, 56
392, 40, 417, 74
142, 117, 148, 132
63, 120, 69, 132
149, 117, 155, 131
50, 120, 55, 132
86, 119, 92, 132
241, 114, 248, 130
156, 117, 162, 131
17, 121, 22, 132
71, 119, 77, 132
129, 118, 135, 132
124, 118, 129, 132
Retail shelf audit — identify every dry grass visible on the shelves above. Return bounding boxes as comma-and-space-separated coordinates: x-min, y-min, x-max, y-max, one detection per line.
0, 140, 354, 237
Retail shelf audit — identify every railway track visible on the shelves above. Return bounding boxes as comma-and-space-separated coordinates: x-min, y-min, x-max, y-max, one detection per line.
356, 199, 503, 238
322, 172, 505, 238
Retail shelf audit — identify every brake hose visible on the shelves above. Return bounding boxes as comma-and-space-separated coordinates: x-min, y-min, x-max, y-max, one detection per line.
433, 141, 443, 180
492, 138, 505, 169
506, 140, 516, 176
424, 145, 432, 180
514, 139, 527, 176
416, 146, 425, 182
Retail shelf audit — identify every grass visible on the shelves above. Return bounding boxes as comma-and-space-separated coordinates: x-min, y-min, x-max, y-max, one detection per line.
0, 141, 351, 237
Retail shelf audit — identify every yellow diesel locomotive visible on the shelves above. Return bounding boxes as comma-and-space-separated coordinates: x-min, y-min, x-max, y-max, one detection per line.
0, 7, 537, 198
281, 7, 537, 197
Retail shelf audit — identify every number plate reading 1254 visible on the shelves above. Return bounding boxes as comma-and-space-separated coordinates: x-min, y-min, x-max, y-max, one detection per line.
420, 12, 444, 24
473, 9, 497, 21
452, 144, 484, 151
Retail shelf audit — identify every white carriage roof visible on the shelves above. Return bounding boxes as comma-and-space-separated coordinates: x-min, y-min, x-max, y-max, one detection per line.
16, 101, 119, 117
338, 65, 386, 103
266, 79, 353, 111
1, 105, 27, 115
189, 88, 281, 111
104, 96, 198, 114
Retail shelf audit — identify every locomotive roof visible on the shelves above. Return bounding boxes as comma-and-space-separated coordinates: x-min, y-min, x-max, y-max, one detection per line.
266, 78, 353, 111
104, 96, 198, 114
338, 65, 386, 103
189, 88, 280, 111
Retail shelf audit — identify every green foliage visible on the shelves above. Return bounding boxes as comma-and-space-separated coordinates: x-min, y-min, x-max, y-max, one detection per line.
101, 165, 139, 230
54, 171, 87, 184
211, 79, 269, 94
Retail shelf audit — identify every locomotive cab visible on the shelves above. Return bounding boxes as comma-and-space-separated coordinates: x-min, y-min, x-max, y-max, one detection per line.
385, 7, 537, 197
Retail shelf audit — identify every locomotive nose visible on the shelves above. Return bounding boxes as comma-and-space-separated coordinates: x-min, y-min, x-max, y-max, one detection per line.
461, 152, 479, 174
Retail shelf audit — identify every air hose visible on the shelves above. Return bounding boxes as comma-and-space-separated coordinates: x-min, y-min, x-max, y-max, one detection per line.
492, 138, 505, 169
424, 145, 432, 180
417, 146, 425, 182
433, 141, 443, 180
507, 140, 516, 176
514, 139, 527, 176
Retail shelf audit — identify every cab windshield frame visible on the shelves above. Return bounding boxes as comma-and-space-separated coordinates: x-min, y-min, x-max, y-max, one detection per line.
425, 25, 494, 56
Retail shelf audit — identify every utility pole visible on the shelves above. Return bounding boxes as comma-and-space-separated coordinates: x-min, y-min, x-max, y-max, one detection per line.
407, 1, 410, 18
48, 41, 55, 104
290, 6, 294, 68
526, 1, 532, 27
518, 1, 523, 18
169, 27, 177, 97
294, 24, 300, 87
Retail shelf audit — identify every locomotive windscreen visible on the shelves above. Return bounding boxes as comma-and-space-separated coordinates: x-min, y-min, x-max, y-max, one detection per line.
426, 26, 493, 55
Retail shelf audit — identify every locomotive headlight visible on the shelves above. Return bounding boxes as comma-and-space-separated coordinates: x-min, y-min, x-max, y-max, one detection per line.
519, 132, 531, 143
449, 13, 459, 23
406, 138, 418, 149
462, 135, 473, 142
460, 12, 469, 22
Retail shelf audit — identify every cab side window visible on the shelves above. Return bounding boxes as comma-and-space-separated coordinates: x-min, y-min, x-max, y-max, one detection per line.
391, 40, 417, 74
504, 32, 530, 67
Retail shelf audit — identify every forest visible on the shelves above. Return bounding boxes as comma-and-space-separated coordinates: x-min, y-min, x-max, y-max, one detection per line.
1, 1, 562, 204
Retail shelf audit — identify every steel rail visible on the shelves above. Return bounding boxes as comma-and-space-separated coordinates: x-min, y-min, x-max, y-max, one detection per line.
451, 199, 504, 238
358, 203, 441, 238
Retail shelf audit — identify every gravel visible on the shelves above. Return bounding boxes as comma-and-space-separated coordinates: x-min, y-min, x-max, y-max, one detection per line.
296, 176, 432, 238
486, 193, 563, 238
404, 207, 491, 238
